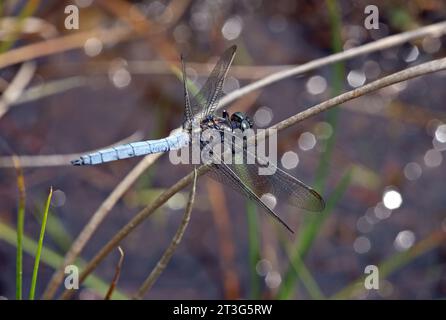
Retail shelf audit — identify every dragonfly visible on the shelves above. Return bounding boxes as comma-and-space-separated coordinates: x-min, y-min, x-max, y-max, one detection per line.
72, 46, 325, 233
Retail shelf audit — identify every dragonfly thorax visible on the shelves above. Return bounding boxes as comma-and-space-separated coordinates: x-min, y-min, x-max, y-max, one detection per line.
200, 111, 253, 133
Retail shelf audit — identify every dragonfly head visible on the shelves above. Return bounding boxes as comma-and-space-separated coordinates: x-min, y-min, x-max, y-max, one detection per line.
230, 112, 253, 131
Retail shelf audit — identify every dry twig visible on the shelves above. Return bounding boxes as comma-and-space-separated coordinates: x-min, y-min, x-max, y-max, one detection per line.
0, 62, 36, 119
104, 246, 124, 300
133, 168, 198, 299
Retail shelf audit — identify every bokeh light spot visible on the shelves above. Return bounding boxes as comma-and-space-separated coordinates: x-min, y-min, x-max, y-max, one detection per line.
222, 16, 243, 40
281, 151, 299, 169
356, 216, 373, 233
167, 193, 186, 210
298, 132, 316, 151
374, 202, 392, 219
422, 37, 441, 54
84, 37, 103, 57
314, 122, 333, 140
394, 230, 415, 251
254, 106, 273, 127
256, 259, 272, 276
347, 70, 366, 87
424, 149, 443, 167
306, 75, 327, 95
404, 162, 422, 181
404, 45, 419, 62
260, 193, 277, 210
353, 236, 371, 254
382, 189, 402, 210
51, 189, 66, 207
265, 271, 282, 289
434, 124, 446, 143
223, 76, 240, 94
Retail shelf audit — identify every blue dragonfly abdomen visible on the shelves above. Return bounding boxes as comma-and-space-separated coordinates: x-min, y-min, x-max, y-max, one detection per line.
71, 131, 190, 166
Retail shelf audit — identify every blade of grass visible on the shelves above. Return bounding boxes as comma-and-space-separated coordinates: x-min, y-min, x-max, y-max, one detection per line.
276, 0, 346, 300
13, 156, 26, 300
246, 200, 261, 299
104, 247, 124, 300
276, 169, 352, 299
0, 222, 128, 299
29, 187, 53, 300
33, 206, 72, 253
284, 243, 325, 300
298, 169, 352, 258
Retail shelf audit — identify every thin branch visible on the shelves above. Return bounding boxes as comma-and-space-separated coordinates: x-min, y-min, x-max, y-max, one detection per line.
0, 27, 131, 70
59, 55, 446, 299
0, 16, 58, 40
133, 167, 198, 299
0, 131, 144, 168
104, 246, 124, 300
67, 60, 292, 79
13, 76, 87, 106
0, 61, 36, 119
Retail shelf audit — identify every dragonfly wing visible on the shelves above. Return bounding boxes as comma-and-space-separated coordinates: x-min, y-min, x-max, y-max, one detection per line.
189, 46, 237, 121
181, 54, 193, 127
234, 161, 325, 212
206, 162, 295, 233
217, 131, 325, 211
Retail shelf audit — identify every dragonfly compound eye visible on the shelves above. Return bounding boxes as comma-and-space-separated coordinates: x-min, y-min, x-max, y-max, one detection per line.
230, 111, 245, 123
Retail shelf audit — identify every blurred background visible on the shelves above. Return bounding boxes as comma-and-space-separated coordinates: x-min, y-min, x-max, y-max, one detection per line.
0, 0, 446, 299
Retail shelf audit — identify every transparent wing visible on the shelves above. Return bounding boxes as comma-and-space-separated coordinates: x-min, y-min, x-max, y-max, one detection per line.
205, 132, 325, 232
209, 160, 325, 211
181, 54, 193, 126
189, 45, 237, 121
207, 161, 295, 233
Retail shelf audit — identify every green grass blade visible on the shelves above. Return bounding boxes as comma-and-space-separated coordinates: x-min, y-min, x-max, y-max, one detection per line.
29, 187, 53, 300
285, 246, 325, 300
275, 0, 346, 301
37, 209, 72, 253
276, 169, 352, 299
246, 201, 261, 299
0, 222, 128, 300
14, 158, 26, 300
